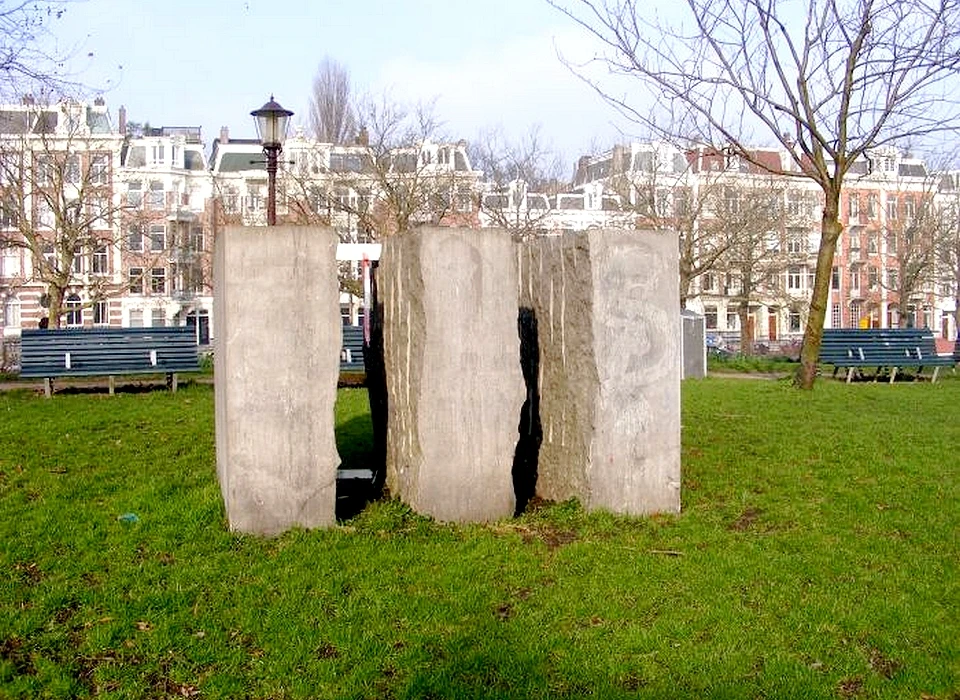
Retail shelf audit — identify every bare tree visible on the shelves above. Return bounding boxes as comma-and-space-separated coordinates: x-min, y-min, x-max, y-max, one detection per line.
878, 186, 940, 327
934, 174, 960, 337
710, 176, 794, 352
0, 102, 124, 327
549, 0, 960, 387
603, 145, 737, 308
1, 1, 83, 99
278, 96, 480, 297
288, 95, 478, 238
470, 124, 566, 237
308, 57, 356, 145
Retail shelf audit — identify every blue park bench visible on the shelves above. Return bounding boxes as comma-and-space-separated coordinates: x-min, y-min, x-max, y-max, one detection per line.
20, 326, 200, 397
818, 328, 955, 383
340, 325, 365, 373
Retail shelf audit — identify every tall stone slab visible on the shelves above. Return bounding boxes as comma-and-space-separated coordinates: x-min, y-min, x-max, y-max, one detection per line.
214, 225, 341, 535
519, 230, 681, 514
380, 227, 524, 522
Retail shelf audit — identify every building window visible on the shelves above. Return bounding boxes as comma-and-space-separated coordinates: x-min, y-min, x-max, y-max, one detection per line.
868, 266, 879, 290
886, 196, 898, 220
868, 233, 878, 254
93, 299, 108, 325
129, 309, 143, 327
152, 144, 166, 165
65, 293, 82, 327
151, 308, 165, 327
867, 194, 878, 218
726, 311, 739, 330
848, 228, 860, 252
787, 266, 802, 290
71, 244, 83, 274
127, 225, 143, 252
90, 154, 109, 185
91, 244, 108, 275
127, 181, 142, 207
0, 196, 19, 228
832, 303, 842, 329
129, 267, 144, 294
850, 267, 860, 291
787, 191, 802, 217
789, 311, 802, 332
187, 227, 204, 253
2, 296, 20, 328
1, 249, 19, 277
887, 268, 898, 289
886, 232, 898, 254
147, 181, 164, 210
35, 155, 53, 185
831, 266, 840, 290
65, 155, 81, 183
724, 187, 741, 214
850, 301, 862, 327
222, 187, 239, 214
150, 267, 166, 295
904, 198, 915, 222
701, 273, 715, 292
849, 195, 859, 221
704, 305, 718, 330
35, 200, 54, 229
149, 224, 166, 252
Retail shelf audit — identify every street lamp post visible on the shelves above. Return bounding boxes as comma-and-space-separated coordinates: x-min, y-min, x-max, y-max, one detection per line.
251, 95, 294, 226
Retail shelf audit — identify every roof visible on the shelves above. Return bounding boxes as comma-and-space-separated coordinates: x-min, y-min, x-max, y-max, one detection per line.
184, 150, 206, 170
898, 162, 927, 178
217, 152, 264, 173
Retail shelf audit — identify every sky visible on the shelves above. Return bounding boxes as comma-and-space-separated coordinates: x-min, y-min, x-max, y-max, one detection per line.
40, 0, 634, 176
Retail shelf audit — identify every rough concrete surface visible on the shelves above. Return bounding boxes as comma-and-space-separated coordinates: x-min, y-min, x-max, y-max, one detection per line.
380, 228, 524, 522
214, 225, 341, 535
519, 230, 681, 515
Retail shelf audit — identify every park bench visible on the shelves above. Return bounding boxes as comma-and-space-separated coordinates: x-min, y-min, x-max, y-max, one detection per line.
340, 325, 365, 373
20, 326, 199, 397
819, 328, 954, 383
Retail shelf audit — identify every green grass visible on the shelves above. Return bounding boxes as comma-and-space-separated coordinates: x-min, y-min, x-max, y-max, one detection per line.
708, 352, 799, 374
0, 380, 957, 699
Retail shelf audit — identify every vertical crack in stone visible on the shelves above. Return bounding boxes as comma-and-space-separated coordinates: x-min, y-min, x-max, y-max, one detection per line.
513, 306, 542, 516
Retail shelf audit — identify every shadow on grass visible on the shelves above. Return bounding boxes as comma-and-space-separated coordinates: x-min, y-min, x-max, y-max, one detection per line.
335, 411, 381, 521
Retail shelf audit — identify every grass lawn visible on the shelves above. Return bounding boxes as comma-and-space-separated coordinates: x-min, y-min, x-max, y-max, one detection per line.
0, 378, 957, 699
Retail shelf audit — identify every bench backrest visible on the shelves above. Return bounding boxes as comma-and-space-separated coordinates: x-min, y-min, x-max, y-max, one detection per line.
20, 327, 199, 378
819, 328, 944, 365
340, 325, 365, 372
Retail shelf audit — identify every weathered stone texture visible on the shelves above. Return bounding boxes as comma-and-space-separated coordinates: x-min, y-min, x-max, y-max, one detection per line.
519, 230, 681, 514
214, 226, 341, 534
380, 228, 524, 522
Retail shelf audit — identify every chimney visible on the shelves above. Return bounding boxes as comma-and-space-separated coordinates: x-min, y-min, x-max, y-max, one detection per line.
21, 94, 34, 106
118, 105, 126, 135
220, 126, 230, 144
94, 96, 105, 106
575, 155, 591, 185
355, 125, 369, 147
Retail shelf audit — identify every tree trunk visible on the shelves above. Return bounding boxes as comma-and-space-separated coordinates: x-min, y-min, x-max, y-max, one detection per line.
796, 199, 843, 388
738, 302, 753, 356
47, 287, 63, 329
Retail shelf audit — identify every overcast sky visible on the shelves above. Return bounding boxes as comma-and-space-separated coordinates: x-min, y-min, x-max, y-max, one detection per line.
41, 0, 633, 176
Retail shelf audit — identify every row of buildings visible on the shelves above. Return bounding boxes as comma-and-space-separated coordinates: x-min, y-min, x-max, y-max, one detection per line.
1, 97, 958, 367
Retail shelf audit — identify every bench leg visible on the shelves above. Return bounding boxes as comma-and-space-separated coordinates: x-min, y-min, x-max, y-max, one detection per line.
889, 367, 897, 384
846, 367, 854, 384
44, 378, 52, 398
932, 367, 940, 383
167, 373, 178, 393
109, 376, 116, 396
